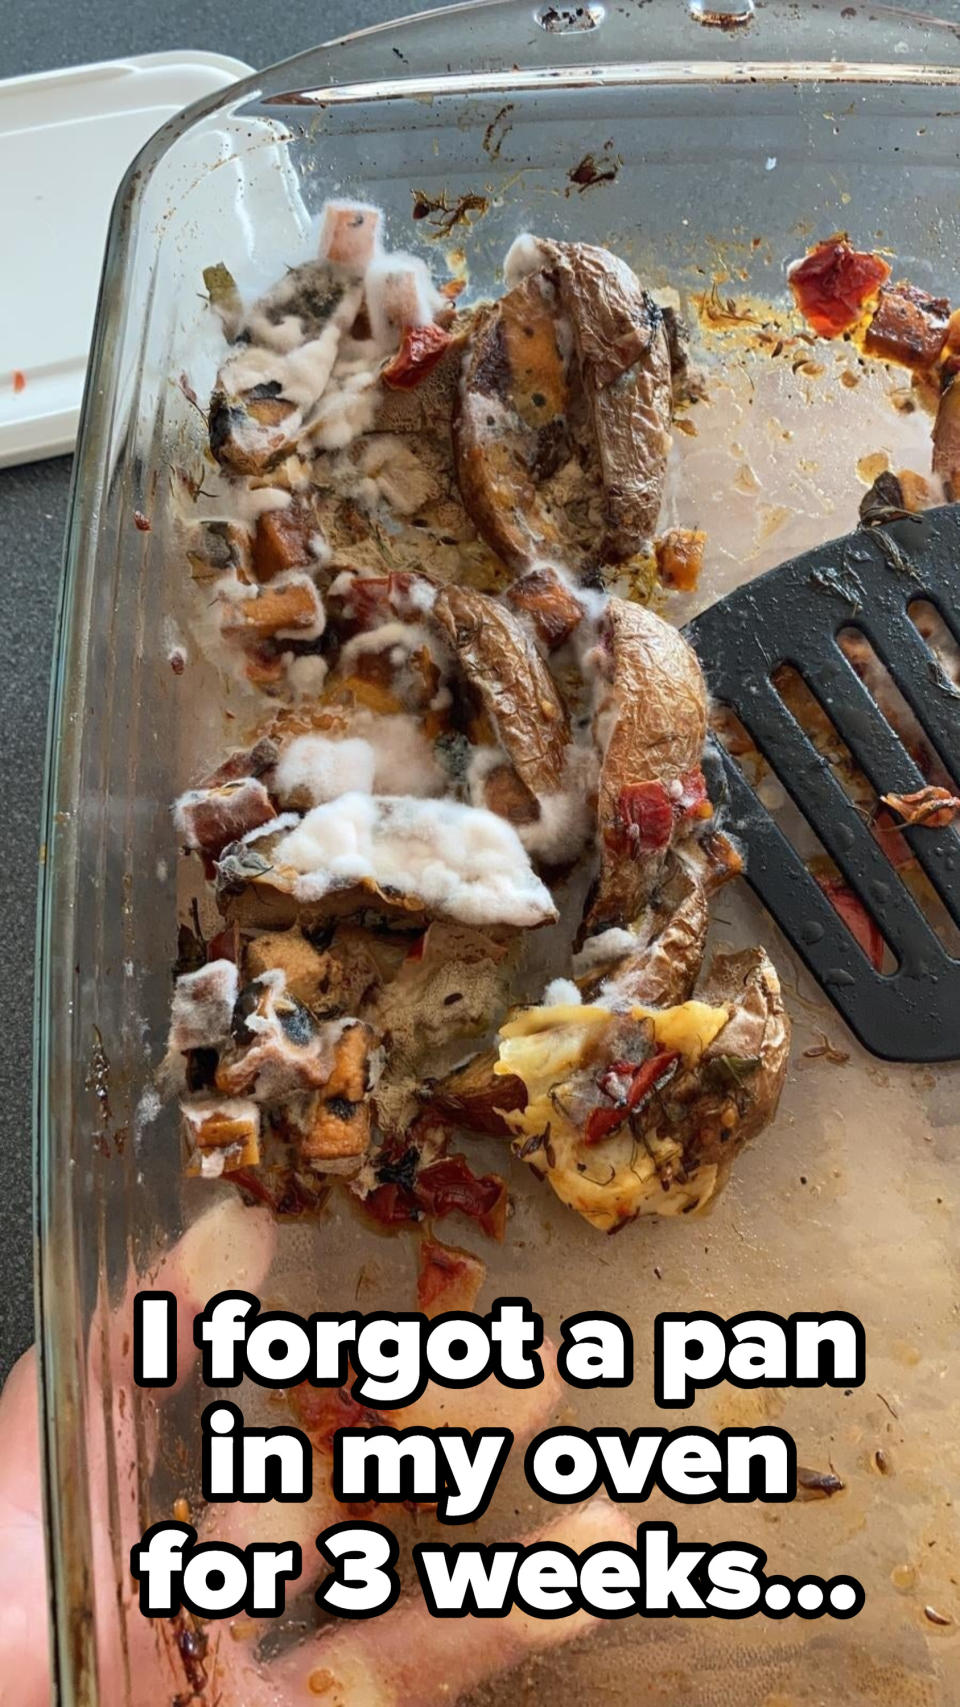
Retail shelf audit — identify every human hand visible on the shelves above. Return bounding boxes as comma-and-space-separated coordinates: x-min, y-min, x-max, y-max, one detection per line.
0, 1347, 48, 1707
0, 1199, 626, 1707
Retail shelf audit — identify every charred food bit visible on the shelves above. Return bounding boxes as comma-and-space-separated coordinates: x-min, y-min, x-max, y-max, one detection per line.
863, 281, 950, 373
796, 1466, 845, 1500
655, 527, 706, 593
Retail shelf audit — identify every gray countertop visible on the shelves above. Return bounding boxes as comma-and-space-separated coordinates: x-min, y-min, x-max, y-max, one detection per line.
0, 0, 446, 1382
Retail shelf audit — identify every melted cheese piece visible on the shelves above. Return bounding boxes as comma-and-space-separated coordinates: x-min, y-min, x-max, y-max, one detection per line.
497, 997, 733, 1231
631, 1000, 731, 1059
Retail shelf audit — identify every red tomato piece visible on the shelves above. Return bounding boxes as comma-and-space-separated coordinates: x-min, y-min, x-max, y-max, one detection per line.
615, 781, 674, 855
382, 323, 453, 390
585, 1050, 680, 1145
788, 237, 891, 338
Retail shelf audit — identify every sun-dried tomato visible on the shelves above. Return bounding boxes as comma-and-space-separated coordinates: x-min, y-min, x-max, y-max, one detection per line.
585, 1050, 680, 1145
382, 323, 453, 390
363, 1153, 508, 1240
614, 781, 674, 855
415, 1156, 508, 1240
814, 875, 885, 970
292, 1381, 381, 1446
788, 237, 891, 338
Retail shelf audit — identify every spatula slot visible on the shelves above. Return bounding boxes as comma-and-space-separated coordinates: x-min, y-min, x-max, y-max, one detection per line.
838, 619, 960, 799
908, 596, 960, 664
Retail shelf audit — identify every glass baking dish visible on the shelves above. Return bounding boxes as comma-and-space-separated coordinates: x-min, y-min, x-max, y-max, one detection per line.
36, 1, 960, 1701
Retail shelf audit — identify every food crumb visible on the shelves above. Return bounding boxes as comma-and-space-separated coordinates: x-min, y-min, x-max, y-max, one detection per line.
655, 528, 706, 592
567, 149, 621, 193
796, 1465, 845, 1498
12, 369, 26, 393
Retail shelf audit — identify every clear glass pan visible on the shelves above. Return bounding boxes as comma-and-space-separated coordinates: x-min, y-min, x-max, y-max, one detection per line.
36, 2, 960, 1702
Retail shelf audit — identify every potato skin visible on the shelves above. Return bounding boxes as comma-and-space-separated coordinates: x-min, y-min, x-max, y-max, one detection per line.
581, 855, 709, 1009
585, 599, 708, 934
546, 240, 674, 561
933, 376, 960, 499
427, 1048, 527, 1137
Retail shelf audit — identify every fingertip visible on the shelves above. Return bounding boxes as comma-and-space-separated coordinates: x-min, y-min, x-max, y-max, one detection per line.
161, 1194, 277, 1312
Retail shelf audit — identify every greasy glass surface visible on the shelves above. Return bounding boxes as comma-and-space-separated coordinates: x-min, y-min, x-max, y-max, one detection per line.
36, 3, 960, 1702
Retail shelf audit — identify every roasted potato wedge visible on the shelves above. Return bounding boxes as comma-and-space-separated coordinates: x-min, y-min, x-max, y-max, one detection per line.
584, 598, 709, 934
453, 239, 673, 577
933, 375, 960, 498
433, 585, 571, 798
215, 798, 558, 935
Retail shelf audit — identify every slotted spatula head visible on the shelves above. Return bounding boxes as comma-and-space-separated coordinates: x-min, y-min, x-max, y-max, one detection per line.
684, 503, 960, 1062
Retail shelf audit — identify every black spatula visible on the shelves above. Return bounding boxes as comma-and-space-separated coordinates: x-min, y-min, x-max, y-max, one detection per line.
683, 503, 960, 1062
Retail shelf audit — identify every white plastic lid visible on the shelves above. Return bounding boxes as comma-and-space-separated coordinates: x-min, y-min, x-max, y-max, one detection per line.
0, 50, 253, 469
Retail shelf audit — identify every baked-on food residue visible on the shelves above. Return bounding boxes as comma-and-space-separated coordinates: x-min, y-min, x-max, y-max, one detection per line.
166, 202, 791, 1238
